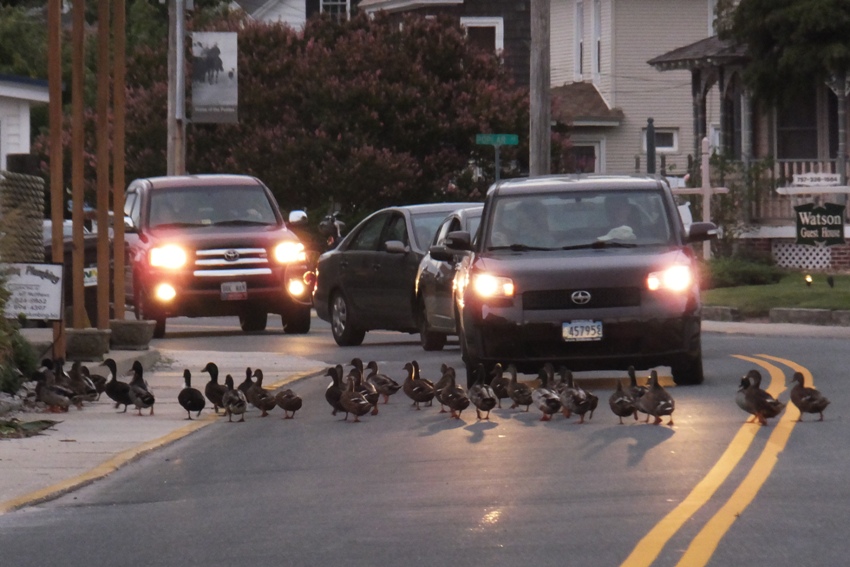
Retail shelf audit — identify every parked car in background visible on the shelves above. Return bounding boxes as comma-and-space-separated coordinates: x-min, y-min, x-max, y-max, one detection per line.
431, 175, 717, 386
313, 202, 478, 346
415, 204, 483, 350
122, 174, 313, 338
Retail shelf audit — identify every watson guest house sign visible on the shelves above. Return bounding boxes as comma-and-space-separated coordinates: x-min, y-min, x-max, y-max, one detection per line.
794, 202, 846, 246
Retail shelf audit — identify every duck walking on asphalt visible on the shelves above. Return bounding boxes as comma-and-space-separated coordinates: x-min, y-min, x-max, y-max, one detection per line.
489, 363, 510, 408
609, 379, 637, 424
740, 369, 784, 426
789, 372, 830, 421
275, 388, 303, 419
324, 365, 346, 416
222, 374, 247, 422
403, 361, 436, 410
468, 364, 497, 420
103, 358, 132, 413
532, 366, 561, 421
364, 360, 401, 404
127, 360, 155, 416
636, 370, 675, 426
201, 362, 228, 414
506, 364, 533, 411
340, 377, 373, 422
178, 369, 206, 420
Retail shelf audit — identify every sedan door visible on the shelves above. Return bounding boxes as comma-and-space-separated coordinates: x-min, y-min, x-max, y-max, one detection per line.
419, 214, 463, 333
334, 212, 389, 329
365, 212, 420, 329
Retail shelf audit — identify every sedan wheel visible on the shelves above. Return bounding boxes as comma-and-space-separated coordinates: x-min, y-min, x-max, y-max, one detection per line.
330, 291, 365, 346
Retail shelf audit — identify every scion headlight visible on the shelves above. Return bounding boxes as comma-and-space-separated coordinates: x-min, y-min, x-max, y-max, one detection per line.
647, 265, 693, 292
150, 244, 187, 269
472, 273, 515, 298
273, 241, 306, 263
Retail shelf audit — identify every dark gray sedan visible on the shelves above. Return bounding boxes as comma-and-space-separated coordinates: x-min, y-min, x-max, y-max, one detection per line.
314, 202, 477, 346
414, 204, 483, 350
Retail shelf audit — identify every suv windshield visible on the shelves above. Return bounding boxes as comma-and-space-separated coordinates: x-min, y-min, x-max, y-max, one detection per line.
487, 190, 673, 250
149, 185, 279, 228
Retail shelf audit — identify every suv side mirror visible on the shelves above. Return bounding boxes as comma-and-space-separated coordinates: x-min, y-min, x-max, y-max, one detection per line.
687, 222, 718, 243
444, 230, 471, 251
288, 210, 307, 225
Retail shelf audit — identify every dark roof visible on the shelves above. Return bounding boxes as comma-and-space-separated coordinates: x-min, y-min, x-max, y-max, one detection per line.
647, 35, 748, 71
0, 73, 48, 88
550, 82, 623, 127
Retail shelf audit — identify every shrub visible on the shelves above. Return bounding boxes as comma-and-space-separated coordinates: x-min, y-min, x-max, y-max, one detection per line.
702, 256, 786, 289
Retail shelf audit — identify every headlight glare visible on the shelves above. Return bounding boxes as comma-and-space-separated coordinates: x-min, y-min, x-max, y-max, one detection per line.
150, 245, 187, 269
274, 241, 306, 263
472, 274, 515, 298
647, 265, 692, 292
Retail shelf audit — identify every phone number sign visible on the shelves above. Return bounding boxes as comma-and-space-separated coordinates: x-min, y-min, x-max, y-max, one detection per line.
1, 263, 64, 321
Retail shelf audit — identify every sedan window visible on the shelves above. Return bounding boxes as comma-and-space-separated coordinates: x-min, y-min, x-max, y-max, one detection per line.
348, 213, 387, 251
382, 214, 409, 248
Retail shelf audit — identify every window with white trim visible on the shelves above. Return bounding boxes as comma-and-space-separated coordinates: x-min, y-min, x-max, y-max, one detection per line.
460, 17, 504, 52
321, 0, 349, 22
574, 1, 584, 79
641, 128, 679, 153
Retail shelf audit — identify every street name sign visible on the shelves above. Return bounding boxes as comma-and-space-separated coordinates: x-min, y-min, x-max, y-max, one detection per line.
476, 133, 519, 146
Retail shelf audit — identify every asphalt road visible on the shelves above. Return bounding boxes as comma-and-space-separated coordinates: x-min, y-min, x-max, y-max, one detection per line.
0, 314, 845, 566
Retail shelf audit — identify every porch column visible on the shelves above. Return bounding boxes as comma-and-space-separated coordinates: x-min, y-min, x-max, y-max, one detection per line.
691, 69, 704, 162
741, 90, 753, 222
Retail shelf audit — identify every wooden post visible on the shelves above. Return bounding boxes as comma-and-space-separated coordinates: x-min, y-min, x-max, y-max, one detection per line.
529, 0, 550, 176
71, 0, 86, 329
113, 0, 126, 320
47, 0, 65, 357
96, 0, 111, 329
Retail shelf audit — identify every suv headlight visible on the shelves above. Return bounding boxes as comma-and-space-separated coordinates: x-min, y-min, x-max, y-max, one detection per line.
647, 265, 692, 292
273, 241, 306, 264
472, 273, 515, 298
150, 244, 187, 269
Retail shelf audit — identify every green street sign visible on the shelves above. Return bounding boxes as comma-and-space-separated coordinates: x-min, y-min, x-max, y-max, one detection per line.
476, 133, 519, 146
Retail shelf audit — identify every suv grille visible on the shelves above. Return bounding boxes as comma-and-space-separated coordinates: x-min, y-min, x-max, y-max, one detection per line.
523, 288, 641, 310
193, 247, 272, 277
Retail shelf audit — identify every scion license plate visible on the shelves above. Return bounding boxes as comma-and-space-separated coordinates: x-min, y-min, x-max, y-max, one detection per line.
220, 281, 247, 300
562, 320, 603, 342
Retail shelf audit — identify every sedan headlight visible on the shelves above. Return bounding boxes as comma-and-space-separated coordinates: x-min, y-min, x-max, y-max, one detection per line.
647, 265, 693, 292
472, 273, 515, 298
273, 241, 306, 264
150, 244, 187, 269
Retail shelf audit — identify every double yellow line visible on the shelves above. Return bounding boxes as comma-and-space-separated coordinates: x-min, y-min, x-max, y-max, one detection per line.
621, 355, 806, 567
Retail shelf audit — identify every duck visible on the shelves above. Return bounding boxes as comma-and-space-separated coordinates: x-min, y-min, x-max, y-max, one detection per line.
411, 360, 436, 407
434, 364, 457, 413
249, 369, 277, 417
789, 372, 830, 421
324, 365, 346, 416
275, 388, 303, 419
339, 377, 373, 422
735, 373, 752, 420
68, 361, 98, 404
35, 363, 75, 412
364, 360, 401, 403
127, 360, 155, 416
201, 362, 228, 415
81, 365, 108, 400
532, 366, 561, 421
609, 379, 637, 424
237, 367, 254, 396
506, 364, 533, 411
349, 362, 379, 415
556, 367, 593, 423
636, 370, 675, 426
442, 373, 470, 419
222, 374, 247, 422
488, 363, 510, 408
402, 361, 436, 410
102, 357, 133, 413
177, 368, 206, 419
740, 369, 785, 426
468, 364, 498, 420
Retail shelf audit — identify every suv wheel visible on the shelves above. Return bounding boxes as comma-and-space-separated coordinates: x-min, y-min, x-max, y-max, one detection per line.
671, 352, 704, 385
239, 309, 268, 332
418, 306, 446, 351
283, 306, 312, 334
134, 287, 166, 339
330, 291, 365, 346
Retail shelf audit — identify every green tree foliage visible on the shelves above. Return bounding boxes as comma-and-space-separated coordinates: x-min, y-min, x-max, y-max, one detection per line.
718, 0, 850, 106
0, 4, 47, 78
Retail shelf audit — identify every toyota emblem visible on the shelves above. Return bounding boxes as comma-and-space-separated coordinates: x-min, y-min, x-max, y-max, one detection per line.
571, 290, 591, 305
224, 249, 240, 262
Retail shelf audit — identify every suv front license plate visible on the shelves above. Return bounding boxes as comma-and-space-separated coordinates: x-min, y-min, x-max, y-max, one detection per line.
562, 320, 603, 342
221, 281, 248, 300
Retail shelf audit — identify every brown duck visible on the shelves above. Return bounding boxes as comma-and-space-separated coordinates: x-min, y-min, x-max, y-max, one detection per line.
201, 362, 228, 414
402, 361, 435, 410
740, 369, 785, 426
789, 372, 830, 421
275, 388, 303, 419
636, 370, 675, 426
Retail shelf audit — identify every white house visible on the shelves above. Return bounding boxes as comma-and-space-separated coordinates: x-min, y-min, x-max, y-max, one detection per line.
0, 74, 49, 172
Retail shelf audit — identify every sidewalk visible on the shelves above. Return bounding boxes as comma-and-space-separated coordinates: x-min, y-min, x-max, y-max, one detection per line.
3, 317, 849, 514
0, 333, 325, 514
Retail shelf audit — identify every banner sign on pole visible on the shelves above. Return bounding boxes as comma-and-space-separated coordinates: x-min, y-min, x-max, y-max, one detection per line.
191, 31, 238, 123
1, 262, 64, 321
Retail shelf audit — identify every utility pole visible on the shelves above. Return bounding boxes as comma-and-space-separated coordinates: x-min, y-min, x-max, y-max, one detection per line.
167, 0, 187, 175
529, 0, 551, 176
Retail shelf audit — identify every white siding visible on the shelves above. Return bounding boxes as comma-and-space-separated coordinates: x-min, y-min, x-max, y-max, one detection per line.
0, 98, 30, 172
551, 0, 573, 86
253, 0, 306, 27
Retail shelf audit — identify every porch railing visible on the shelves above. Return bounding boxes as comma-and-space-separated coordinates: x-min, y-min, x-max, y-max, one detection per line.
750, 159, 849, 224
